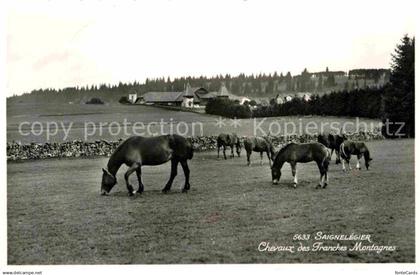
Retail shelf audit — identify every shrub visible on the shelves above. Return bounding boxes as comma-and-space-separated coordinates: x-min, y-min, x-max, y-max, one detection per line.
205, 98, 252, 118
86, 98, 104, 104
119, 96, 130, 104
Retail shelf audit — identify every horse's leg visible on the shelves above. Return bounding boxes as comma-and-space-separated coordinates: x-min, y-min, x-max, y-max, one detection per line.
223, 145, 227, 160
136, 165, 144, 194
266, 150, 272, 167
180, 160, 190, 193
125, 163, 140, 196
217, 145, 220, 158
347, 156, 352, 170
356, 154, 362, 170
341, 157, 346, 171
162, 159, 178, 193
231, 145, 234, 158
341, 155, 351, 172
335, 149, 341, 164
323, 158, 329, 188
247, 150, 251, 166
290, 162, 297, 188
316, 161, 325, 189
260, 152, 264, 165
323, 170, 328, 188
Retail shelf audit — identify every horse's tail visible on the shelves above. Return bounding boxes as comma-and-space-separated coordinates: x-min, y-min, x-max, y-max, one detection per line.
326, 147, 332, 161
320, 146, 331, 171
243, 137, 252, 152
187, 144, 194, 160
339, 142, 348, 159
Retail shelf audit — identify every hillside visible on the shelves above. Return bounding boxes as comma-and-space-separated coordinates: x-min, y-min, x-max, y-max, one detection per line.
7, 68, 390, 104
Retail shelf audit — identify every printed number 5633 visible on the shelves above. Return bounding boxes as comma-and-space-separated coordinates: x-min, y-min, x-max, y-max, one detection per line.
293, 234, 311, 241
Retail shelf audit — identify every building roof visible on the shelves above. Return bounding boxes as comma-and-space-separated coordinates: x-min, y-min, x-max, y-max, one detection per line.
217, 85, 230, 97
197, 92, 216, 99
142, 91, 184, 103
184, 83, 195, 97
141, 85, 235, 104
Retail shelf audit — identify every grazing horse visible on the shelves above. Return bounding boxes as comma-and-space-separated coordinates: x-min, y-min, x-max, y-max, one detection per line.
317, 133, 347, 164
217, 133, 241, 159
244, 136, 276, 166
339, 140, 372, 171
101, 134, 194, 196
271, 143, 331, 189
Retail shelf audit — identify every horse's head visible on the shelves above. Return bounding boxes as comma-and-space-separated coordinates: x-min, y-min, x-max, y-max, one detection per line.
338, 126, 348, 141
338, 134, 347, 143
271, 165, 281, 185
101, 168, 117, 195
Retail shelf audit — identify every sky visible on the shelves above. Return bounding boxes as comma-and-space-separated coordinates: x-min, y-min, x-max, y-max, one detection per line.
5, 0, 416, 96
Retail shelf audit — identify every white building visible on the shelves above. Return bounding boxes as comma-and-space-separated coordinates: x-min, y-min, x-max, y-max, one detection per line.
181, 83, 195, 108
128, 93, 138, 104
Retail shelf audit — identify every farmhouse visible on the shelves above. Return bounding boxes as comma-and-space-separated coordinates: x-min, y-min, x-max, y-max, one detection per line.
139, 83, 250, 108
273, 93, 311, 105
296, 92, 312, 102
128, 93, 138, 104
275, 94, 284, 104
284, 95, 294, 102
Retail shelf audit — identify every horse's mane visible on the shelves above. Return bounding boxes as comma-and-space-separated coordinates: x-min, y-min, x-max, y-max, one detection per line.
273, 142, 296, 163
278, 142, 295, 153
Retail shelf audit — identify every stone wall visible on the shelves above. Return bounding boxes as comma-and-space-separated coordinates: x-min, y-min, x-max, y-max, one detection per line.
7, 131, 384, 161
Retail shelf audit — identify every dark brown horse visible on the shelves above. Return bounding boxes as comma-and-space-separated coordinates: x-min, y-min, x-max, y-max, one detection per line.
317, 133, 347, 164
244, 136, 276, 166
101, 134, 194, 196
271, 143, 331, 188
217, 133, 241, 159
339, 140, 372, 171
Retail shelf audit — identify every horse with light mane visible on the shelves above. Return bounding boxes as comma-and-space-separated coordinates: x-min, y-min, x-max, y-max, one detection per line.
339, 140, 372, 171
101, 134, 193, 196
217, 133, 241, 159
244, 136, 276, 166
271, 142, 331, 189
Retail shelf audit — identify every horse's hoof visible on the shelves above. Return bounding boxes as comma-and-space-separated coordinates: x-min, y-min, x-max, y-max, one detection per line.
293, 184, 297, 189
182, 189, 189, 193
316, 185, 321, 189
162, 189, 170, 194
323, 184, 328, 189
128, 192, 134, 196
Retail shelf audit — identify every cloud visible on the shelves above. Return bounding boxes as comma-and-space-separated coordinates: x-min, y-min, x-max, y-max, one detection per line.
5, 0, 416, 96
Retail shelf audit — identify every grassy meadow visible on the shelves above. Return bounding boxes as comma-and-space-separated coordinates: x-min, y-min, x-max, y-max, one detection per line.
7, 139, 414, 264
7, 102, 382, 143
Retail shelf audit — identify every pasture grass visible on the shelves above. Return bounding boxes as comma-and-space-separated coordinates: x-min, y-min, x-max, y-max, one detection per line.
7, 102, 381, 143
7, 139, 414, 264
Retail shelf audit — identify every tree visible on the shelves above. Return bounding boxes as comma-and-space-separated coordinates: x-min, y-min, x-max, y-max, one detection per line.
382, 35, 415, 138
119, 96, 130, 104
